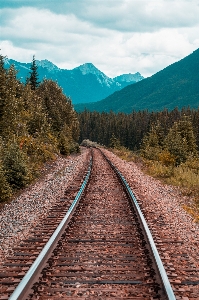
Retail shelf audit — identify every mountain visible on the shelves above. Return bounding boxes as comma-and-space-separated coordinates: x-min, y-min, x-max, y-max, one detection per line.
114, 72, 144, 83
75, 48, 199, 113
4, 59, 144, 104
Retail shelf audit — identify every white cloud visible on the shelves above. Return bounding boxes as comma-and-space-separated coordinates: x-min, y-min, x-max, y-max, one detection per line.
0, 1, 199, 78
0, 8, 95, 43
0, 40, 34, 61
67, 0, 199, 32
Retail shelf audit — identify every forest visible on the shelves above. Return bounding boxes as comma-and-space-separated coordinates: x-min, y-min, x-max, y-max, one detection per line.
0, 55, 79, 202
0, 53, 199, 210
78, 109, 199, 212
78, 108, 199, 151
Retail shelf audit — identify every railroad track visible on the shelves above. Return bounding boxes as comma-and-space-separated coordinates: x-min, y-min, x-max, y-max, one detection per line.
0, 148, 176, 299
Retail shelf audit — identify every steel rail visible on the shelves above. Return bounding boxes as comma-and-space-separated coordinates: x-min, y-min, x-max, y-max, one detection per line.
9, 156, 93, 300
102, 151, 176, 300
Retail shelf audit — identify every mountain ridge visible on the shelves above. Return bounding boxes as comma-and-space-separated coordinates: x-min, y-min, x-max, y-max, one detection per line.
4, 58, 144, 104
75, 48, 199, 113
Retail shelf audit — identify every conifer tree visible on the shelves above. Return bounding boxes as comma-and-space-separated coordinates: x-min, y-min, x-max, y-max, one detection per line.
109, 133, 121, 149
29, 55, 39, 90
0, 139, 12, 202
58, 132, 70, 155
0, 51, 81, 201
1, 65, 27, 139
0, 54, 7, 133
140, 121, 164, 160
0, 163, 12, 202
3, 142, 30, 189
37, 79, 79, 139
163, 115, 198, 165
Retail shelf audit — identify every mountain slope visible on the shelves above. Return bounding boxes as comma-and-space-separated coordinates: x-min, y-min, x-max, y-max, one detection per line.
4, 59, 143, 104
75, 48, 199, 113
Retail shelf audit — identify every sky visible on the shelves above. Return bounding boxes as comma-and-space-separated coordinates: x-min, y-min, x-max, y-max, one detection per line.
0, 0, 199, 78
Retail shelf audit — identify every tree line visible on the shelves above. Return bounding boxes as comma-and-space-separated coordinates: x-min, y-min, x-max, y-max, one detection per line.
0, 55, 79, 202
78, 109, 199, 193
78, 108, 199, 151
1, 52, 198, 202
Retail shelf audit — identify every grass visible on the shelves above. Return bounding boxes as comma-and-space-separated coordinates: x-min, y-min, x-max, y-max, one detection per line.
111, 146, 140, 162
110, 147, 199, 222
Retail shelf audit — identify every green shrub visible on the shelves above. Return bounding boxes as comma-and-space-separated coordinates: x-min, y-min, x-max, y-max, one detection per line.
80, 139, 99, 148
69, 142, 80, 153
141, 146, 162, 161
0, 163, 12, 202
163, 115, 198, 165
167, 165, 199, 193
58, 133, 70, 155
158, 150, 176, 166
182, 157, 199, 174
3, 142, 31, 189
147, 160, 174, 178
19, 135, 56, 164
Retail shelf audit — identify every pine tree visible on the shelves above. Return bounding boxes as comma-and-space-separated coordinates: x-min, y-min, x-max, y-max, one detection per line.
29, 55, 39, 90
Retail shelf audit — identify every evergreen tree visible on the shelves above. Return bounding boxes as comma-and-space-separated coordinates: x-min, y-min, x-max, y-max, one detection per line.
3, 141, 30, 190
0, 52, 81, 201
37, 79, 79, 142
58, 132, 70, 155
29, 55, 39, 90
0, 138, 12, 202
0, 54, 7, 133
109, 133, 121, 149
140, 121, 164, 160
0, 163, 12, 202
1, 65, 27, 139
164, 115, 198, 165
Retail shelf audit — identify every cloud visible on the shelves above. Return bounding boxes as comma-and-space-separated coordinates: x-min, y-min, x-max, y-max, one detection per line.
0, 40, 34, 61
71, 0, 199, 32
0, 8, 94, 44
0, 1, 199, 78
2, 0, 199, 32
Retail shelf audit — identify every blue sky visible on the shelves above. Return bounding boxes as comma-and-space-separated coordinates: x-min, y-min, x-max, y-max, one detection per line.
0, 0, 199, 77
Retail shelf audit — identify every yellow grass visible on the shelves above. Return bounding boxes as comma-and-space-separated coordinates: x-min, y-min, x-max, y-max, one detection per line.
110, 147, 199, 221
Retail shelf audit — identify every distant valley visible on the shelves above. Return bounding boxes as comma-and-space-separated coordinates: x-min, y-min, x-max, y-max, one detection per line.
4, 59, 144, 104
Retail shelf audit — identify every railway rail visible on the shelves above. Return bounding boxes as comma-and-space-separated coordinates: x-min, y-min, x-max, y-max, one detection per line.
0, 148, 178, 299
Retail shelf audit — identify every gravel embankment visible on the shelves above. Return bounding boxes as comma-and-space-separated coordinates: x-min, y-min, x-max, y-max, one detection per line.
0, 148, 90, 264
1, 147, 198, 297
103, 149, 199, 298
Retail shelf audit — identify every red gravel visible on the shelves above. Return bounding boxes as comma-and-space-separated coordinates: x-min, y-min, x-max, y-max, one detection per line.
0, 147, 198, 299
102, 149, 199, 299
24, 147, 163, 299
0, 148, 90, 265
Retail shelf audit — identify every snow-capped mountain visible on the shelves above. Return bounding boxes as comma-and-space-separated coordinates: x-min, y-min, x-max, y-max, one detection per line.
114, 72, 144, 83
35, 59, 60, 72
76, 63, 102, 76
4, 59, 144, 104
76, 63, 115, 87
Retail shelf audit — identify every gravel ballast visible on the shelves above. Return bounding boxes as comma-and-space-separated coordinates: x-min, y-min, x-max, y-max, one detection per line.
0, 148, 90, 264
102, 149, 199, 298
0, 147, 198, 297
